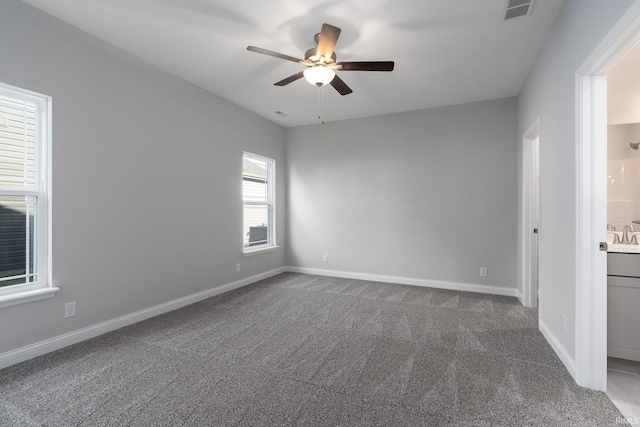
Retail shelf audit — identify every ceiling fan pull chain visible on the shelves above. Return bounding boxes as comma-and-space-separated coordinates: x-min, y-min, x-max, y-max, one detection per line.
321, 86, 325, 124
317, 86, 325, 124
317, 86, 320, 122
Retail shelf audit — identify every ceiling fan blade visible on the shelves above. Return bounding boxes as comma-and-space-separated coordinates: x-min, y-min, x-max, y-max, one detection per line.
247, 46, 304, 63
330, 75, 353, 96
274, 71, 305, 86
336, 61, 395, 71
316, 23, 341, 60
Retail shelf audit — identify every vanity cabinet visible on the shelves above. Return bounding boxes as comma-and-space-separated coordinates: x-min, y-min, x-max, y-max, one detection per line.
608, 252, 640, 362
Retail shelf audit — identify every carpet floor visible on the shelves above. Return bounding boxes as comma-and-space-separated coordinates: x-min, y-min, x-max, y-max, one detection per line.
0, 273, 628, 426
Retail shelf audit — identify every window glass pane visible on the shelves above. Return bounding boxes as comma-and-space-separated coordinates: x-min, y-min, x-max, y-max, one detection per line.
243, 204, 270, 247
0, 95, 37, 189
243, 156, 267, 202
0, 195, 38, 287
243, 179, 267, 202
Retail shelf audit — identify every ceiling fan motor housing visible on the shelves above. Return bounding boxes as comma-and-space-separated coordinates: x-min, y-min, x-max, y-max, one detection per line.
305, 47, 336, 64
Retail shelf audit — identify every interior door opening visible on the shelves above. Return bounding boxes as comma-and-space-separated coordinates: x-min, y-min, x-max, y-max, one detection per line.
575, 1, 640, 393
522, 120, 540, 309
532, 135, 540, 308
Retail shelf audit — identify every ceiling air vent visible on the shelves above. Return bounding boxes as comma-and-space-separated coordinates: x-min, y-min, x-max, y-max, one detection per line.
505, 0, 534, 20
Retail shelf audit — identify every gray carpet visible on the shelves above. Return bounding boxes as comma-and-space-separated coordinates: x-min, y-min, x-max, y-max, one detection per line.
0, 273, 628, 426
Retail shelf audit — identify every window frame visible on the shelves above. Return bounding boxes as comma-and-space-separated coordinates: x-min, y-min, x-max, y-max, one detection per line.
242, 151, 277, 256
0, 82, 57, 308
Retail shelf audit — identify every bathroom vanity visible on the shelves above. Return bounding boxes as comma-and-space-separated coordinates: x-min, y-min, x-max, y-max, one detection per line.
607, 251, 640, 362
605, 123, 640, 362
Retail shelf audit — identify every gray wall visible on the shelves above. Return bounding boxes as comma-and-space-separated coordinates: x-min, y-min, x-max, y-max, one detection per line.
286, 98, 518, 291
517, 0, 635, 359
0, 0, 285, 355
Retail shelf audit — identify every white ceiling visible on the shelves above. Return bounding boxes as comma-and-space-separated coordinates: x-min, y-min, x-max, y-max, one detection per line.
21, 0, 566, 127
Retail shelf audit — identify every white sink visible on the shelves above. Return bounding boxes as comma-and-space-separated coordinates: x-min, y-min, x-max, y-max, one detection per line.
607, 232, 640, 252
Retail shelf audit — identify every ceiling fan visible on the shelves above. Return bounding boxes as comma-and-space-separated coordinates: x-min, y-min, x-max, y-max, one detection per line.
247, 23, 394, 96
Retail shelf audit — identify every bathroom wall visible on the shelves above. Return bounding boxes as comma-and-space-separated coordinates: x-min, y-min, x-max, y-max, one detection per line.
608, 123, 640, 231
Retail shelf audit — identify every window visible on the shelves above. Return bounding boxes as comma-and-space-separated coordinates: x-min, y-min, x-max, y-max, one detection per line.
0, 82, 55, 308
243, 152, 275, 254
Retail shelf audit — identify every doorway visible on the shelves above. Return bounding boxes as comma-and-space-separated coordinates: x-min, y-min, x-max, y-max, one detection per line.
522, 121, 540, 309
576, 3, 640, 392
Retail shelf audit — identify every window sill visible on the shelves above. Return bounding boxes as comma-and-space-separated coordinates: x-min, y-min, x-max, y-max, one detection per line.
0, 287, 60, 309
243, 245, 279, 257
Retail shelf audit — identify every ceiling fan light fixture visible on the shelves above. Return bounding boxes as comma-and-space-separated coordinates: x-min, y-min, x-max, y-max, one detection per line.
247, 23, 394, 96
303, 65, 335, 86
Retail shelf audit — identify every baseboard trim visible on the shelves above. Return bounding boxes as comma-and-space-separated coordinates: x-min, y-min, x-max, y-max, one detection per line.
608, 346, 640, 363
0, 267, 285, 370
285, 266, 518, 297
0, 266, 520, 370
539, 318, 576, 378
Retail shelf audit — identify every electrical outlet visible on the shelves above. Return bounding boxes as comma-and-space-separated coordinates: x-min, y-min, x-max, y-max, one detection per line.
323, 255, 328, 263
480, 267, 488, 277
65, 301, 76, 318
562, 315, 568, 334
236, 263, 241, 273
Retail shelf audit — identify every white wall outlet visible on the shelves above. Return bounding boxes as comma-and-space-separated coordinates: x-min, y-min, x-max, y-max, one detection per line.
562, 315, 568, 334
65, 301, 76, 318
322, 255, 328, 263
236, 263, 241, 273
480, 267, 488, 277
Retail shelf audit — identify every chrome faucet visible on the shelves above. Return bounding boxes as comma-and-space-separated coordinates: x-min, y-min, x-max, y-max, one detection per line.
612, 233, 622, 244
607, 224, 621, 244
622, 224, 636, 244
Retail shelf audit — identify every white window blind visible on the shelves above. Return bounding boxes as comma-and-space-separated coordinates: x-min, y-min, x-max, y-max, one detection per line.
0, 95, 37, 189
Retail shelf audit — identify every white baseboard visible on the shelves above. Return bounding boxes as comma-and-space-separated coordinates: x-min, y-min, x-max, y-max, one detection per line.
608, 347, 640, 363
539, 318, 576, 378
0, 267, 285, 370
285, 266, 519, 297
0, 266, 520, 371
515, 289, 524, 305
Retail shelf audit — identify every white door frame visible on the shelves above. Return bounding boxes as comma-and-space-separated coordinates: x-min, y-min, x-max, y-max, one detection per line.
575, 2, 640, 390
522, 119, 540, 309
